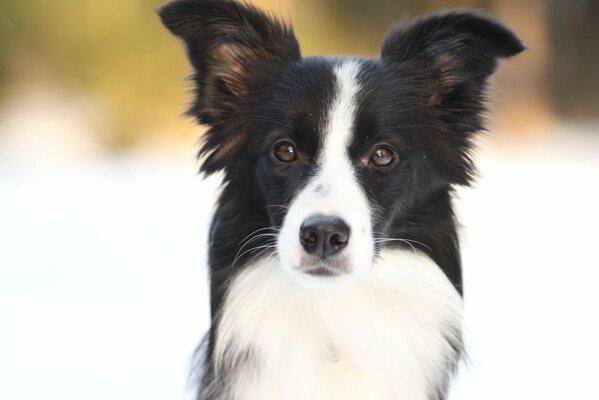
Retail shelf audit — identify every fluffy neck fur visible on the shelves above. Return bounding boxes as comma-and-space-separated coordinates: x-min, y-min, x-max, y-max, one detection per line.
200, 248, 463, 400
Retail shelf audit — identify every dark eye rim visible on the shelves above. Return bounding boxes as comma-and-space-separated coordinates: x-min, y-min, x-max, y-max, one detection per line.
272, 139, 298, 163
369, 143, 398, 167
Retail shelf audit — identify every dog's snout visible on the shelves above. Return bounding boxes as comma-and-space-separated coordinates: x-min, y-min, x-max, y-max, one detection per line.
299, 215, 349, 258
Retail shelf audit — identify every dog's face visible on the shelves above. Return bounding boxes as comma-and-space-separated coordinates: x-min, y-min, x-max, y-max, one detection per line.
160, 0, 523, 288
253, 58, 450, 288
258, 60, 376, 287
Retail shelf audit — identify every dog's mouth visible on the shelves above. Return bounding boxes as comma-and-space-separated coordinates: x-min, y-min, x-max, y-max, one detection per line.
295, 255, 351, 278
301, 265, 341, 278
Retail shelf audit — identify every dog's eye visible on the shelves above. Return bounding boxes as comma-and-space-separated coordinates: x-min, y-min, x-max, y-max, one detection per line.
273, 141, 297, 163
369, 145, 395, 167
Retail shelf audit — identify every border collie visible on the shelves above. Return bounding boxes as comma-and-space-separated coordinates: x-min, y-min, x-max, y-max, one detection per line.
159, 1, 523, 398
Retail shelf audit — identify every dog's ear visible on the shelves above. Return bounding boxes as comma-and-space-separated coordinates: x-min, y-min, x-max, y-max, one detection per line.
381, 11, 523, 185
159, 0, 301, 124
381, 11, 524, 106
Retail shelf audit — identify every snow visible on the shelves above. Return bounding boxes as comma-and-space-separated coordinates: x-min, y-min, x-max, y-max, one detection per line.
1, 125, 598, 399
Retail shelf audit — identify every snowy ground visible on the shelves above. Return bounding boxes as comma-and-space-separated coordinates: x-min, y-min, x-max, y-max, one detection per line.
1, 123, 598, 399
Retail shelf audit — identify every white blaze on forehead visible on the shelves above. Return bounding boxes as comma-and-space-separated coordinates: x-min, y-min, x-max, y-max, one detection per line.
321, 60, 362, 168
304, 59, 365, 213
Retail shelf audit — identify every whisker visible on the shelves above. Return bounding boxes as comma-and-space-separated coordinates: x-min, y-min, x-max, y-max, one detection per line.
232, 243, 277, 267
243, 233, 279, 245
383, 238, 416, 254
373, 237, 432, 252
236, 226, 280, 247
235, 233, 278, 263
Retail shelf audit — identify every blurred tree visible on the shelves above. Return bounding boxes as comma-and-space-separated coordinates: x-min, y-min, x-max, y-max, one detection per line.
0, 0, 192, 148
492, 0, 552, 132
546, 0, 599, 121
295, 0, 493, 57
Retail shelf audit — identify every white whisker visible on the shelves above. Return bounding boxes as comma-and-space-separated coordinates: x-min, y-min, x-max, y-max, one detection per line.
373, 237, 432, 253
232, 243, 277, 266
236, 226, 280, 247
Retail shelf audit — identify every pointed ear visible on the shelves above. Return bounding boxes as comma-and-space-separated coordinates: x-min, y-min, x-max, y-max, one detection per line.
380, 11, 524, 105
159, 0, 301, 124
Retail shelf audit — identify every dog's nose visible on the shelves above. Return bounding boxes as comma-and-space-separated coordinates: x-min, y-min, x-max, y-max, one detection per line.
300, 215, 349, 258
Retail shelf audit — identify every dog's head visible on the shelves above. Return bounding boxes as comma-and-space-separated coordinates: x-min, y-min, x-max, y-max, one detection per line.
160, 0, 523, 288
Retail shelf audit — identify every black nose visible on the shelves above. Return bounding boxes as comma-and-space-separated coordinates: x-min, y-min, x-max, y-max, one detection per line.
299, 215, 350, 258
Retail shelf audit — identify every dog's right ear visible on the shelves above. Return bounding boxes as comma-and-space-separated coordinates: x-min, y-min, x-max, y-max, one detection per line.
159, 0, 301, 125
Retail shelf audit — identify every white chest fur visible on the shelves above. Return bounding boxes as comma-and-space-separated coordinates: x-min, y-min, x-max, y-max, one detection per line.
212, 249, 463, 400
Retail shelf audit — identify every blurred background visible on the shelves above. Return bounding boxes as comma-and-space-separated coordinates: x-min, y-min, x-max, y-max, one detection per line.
1, 1, 597, 399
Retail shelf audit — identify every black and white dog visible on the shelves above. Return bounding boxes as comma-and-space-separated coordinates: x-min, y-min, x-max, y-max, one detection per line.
159, 1, 523, 398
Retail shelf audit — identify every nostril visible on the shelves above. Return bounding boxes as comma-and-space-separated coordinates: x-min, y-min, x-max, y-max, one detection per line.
329, 233, 345, 248
304, 231, 318, 244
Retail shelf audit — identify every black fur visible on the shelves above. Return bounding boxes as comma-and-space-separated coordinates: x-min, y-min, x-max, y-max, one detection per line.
159, 1, 523, 398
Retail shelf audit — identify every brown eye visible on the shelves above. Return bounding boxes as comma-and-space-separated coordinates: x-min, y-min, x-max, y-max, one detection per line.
370, 145, 395, 167
273, 141, 297, 163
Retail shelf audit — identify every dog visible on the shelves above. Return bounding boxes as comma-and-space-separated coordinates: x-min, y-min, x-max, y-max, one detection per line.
159, 1, 523, 398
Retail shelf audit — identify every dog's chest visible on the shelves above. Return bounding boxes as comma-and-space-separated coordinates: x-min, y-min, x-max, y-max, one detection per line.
212, 250, 463, 400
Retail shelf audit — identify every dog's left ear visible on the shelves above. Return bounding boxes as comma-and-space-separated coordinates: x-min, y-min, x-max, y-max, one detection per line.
381, 11, 523, 185
381, 11, 524, 106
